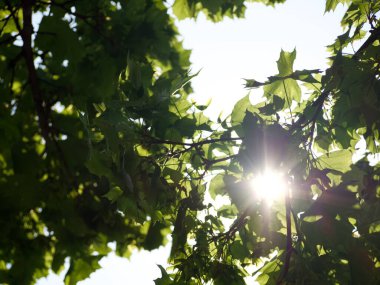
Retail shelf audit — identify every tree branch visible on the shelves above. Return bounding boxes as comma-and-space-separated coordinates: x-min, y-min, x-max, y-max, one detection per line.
203, 154, 238, 167
291, 90, 329, 132
17, 0, 51, 143
0, 33, 20, 45
11, 0, 76, 186
146, 136, 242, 147
209, 205, 252, 243
353, 25, 380, 59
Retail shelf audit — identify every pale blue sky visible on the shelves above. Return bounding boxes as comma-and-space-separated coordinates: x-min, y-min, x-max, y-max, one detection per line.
37, 0, 346, 284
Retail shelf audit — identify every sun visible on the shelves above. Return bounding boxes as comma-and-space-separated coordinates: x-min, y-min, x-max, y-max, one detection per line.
250, 169, 288, 204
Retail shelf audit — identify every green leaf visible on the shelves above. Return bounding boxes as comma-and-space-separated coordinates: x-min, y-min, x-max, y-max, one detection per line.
154, 265, 173, 285
317, 149, 353, 173
118, 196, 140, 218
170, 70, 200, 95
202, 0, 224, 14
277, 49, 297, 76
144, 222, 167, 250
230, 240, 248, 260
196, 229, 209, 252
36, 16, 83, 63
163, 167, 183, 184
85, 150, 115, 181
231, 94, 253, 126
302, 185, 357, 218
263, 78, 301, 104
64, 258, 101, 285
258, 103, 276, 115
225, 180, 255, 211
174, 117, 197, 137
173, 0, 195, 19
3, 0, 380, 284
104, 186, 123, 202
303, 215, 323, 223
212, 262, 246, 285
348, 246, 375, 284
209, 174, 225, 199
0, 10, 20, 34
254, 257, 280, 279
170, 203, 188, 258
325, 0, 344, 12
255, 274, 269, 284
273, 94, 285, 110
217, 204, 238, 218
292, 69, 321, 83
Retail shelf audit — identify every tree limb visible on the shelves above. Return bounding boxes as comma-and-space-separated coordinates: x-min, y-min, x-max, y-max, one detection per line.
353, 25, 380, 59
18, 0, 51, 143
11, 0, 75, 185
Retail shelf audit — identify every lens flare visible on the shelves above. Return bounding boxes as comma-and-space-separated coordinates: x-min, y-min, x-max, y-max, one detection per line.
250, 170, 287, 203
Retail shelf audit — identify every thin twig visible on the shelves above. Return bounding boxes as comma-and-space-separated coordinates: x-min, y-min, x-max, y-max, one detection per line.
209, 206, 252, 243
203, 154, 237, 167
0, 5, 20, 35
38, 0, 109, 40
145, 136, 242, 147
290, 90, 329, 134
290, 207, 302, 242
245, 69, 321, 89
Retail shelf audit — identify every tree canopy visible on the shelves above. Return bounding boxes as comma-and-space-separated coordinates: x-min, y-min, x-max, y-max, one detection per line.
0, 0, 380, 284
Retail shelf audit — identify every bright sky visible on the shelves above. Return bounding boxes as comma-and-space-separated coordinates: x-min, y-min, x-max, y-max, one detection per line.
37, 1, 346, 284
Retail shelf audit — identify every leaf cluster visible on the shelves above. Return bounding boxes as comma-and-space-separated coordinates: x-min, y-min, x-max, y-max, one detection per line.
1, 0, 380, 284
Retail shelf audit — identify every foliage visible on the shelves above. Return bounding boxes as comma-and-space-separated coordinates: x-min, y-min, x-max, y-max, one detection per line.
0, 0, 285, 284
0, 0, 379, 285
153, 1, 380, 284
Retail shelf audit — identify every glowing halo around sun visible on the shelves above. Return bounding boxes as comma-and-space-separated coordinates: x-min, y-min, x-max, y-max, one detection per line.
250, 170, 288, 204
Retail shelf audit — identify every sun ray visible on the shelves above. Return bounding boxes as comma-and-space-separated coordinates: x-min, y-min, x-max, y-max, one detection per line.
250, 170, 288, 204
